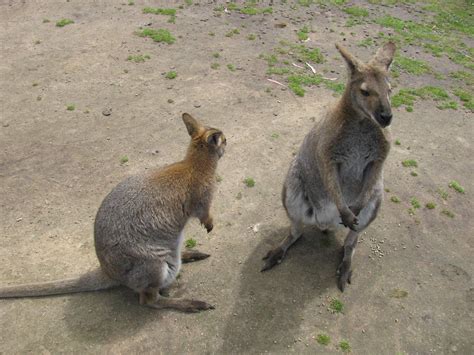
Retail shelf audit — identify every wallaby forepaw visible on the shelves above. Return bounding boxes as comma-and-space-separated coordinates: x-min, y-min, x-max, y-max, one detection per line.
349, 205, 362, 217
340, 208, 359, 231
261, 247, 286, 272
205, 222, 213, 233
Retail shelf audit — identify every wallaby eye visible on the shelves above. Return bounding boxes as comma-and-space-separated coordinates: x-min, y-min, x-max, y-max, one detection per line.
361, 89, 370, 97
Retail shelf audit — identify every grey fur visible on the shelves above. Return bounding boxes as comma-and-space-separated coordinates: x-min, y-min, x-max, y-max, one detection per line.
262, 43, 396, 292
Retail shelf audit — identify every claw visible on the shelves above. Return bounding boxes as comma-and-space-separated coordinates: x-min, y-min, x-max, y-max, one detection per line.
261, 247, 285, 272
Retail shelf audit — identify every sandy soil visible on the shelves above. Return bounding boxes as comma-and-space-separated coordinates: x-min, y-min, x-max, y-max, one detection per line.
0, 1, 472, 354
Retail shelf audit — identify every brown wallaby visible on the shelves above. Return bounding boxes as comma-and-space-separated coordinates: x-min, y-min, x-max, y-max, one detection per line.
0, 113, 226, 312
262, 42, 396, 292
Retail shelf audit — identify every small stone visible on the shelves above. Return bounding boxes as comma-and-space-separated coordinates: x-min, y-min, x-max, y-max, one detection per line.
2, 122, 9, 127
102, 108, 112, 116
167, 99, 174, 103
194, 103, 201, 108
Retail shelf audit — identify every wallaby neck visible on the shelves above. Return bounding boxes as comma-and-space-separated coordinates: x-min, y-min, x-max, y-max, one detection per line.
184, 145, 219, 177
336, 87, 359, 120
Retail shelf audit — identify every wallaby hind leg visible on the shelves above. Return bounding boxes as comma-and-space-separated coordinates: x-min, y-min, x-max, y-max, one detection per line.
337, 230, 359, 292
143, 288, 214, 313
261, 221, 303, 272
181, 250, 210, 263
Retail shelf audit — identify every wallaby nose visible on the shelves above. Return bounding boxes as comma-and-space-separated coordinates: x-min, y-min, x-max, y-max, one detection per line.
380, 112, 393, 126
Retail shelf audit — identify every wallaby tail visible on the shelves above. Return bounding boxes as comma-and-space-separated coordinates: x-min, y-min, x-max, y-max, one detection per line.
0, 268, 120, 298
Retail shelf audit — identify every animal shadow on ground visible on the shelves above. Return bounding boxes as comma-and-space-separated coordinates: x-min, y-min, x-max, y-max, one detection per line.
220, 225, 342, 353
63, 284, 160, 345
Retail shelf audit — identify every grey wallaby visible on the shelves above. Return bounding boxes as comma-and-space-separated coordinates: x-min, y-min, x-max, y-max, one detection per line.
0, 113, 226, 312
262, 42, 396, 292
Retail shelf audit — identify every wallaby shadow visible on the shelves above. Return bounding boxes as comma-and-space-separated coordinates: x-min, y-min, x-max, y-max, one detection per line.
220, 225, 342, 353
63, 285, 159, 345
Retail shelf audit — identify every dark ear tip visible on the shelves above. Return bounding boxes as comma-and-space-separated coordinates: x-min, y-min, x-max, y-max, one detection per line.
182, 112, 190, 119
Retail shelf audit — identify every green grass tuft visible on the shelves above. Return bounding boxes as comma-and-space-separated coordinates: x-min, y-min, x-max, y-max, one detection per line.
297, 25, 310, 41
425, 202, 436, 209
402, 159, 417, 167
66, 104, 75, 111
137, 28, 175, 44
211, 63, 220, 70
394, 55, 430, 75
329, 298, 344, 313
448, 180, 465, 194
391, 196, 401, 203
120, 156, 129, 164
56, 19, 74, 27
441, 209, 454, 218
165, 71, 177, 79
143, 7, 176, 16
185, 238, 197, 248
127, 54, 150, 63
410, 197, 421, 209
247, 34, 256, 40
339, 340, 351, 352
227, 64, 236, 72
344, 6, 368, 17
316, 334, 331, 345
244, 177, 255, 188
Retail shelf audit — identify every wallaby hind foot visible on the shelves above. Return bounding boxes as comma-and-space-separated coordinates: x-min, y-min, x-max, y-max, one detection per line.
181, 250, 210, 263
337, 230, 359, 292
142, 290, 214, 313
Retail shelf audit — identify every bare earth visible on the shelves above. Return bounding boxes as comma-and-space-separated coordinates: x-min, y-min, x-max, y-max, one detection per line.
0, 1, 473, 354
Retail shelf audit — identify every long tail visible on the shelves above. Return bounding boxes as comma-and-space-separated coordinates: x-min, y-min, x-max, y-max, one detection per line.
0, 268, 120, 298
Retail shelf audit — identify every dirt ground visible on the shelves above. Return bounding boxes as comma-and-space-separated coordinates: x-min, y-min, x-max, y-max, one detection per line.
0, 0, 473, 354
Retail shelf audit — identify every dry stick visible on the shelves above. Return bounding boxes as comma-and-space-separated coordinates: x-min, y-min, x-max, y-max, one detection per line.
267, 78, 286, 87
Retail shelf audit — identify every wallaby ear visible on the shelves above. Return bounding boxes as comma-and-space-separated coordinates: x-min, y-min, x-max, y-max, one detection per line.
336, 43, 363, 75
370, 42, 396, 70
182, 113, 201, 137
207, 131, 222, 146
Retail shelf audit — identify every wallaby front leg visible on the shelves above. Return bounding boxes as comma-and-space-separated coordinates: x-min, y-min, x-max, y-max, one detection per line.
337, 230, 359, 292
321, 160, 358, 230
350, 160, 384, 216
261, 221, 303, 272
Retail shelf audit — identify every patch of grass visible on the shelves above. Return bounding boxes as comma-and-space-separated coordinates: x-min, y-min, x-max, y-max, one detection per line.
137, 28, 175, 44
390, 196, 401, 203
43, 19, 50, 23
453, 89, 474, 110
247, 34, 256, 40
437, 188, 449, 200
410, 171, 418, 177
344, 6, 368, 17
297, 25, 310, 41
389, 288, 408, 298
271, 132, 280, 139
185, 238, 197, 248
225, 28, 240, 37
395, 139, 401, 145
408, 207, 415, 216
227, 64, 236, 72
426, 202, 436, 209
357, 38, 374, 48
143, 7, 176, 16
448, 180, 465, 194
216, 175, 223, 183
128, 1, 134, 5
441, 209, 454, 218
316, 334, 331, 345
402, 159, 417, 168
66, 104, 75, 111
127, 54, 150, 63
120, 156, 129, 164
392, 86, 450, 111
393, 55, 430, 75
329, 298, 344, 313
339, 340, 351, 352
212, 52, 220, 58
165, 71, 177, 79
56, 19, 74, 27
244, 177, 255, 188
267, 67, 291, 75
210, 63, 220, 70
236, 192, 242, 200
437, 101, 458, 110
410, 197, 421, 209
450, 71, 474, 86
208, 32, 215, 36
184, 0, 193, 5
